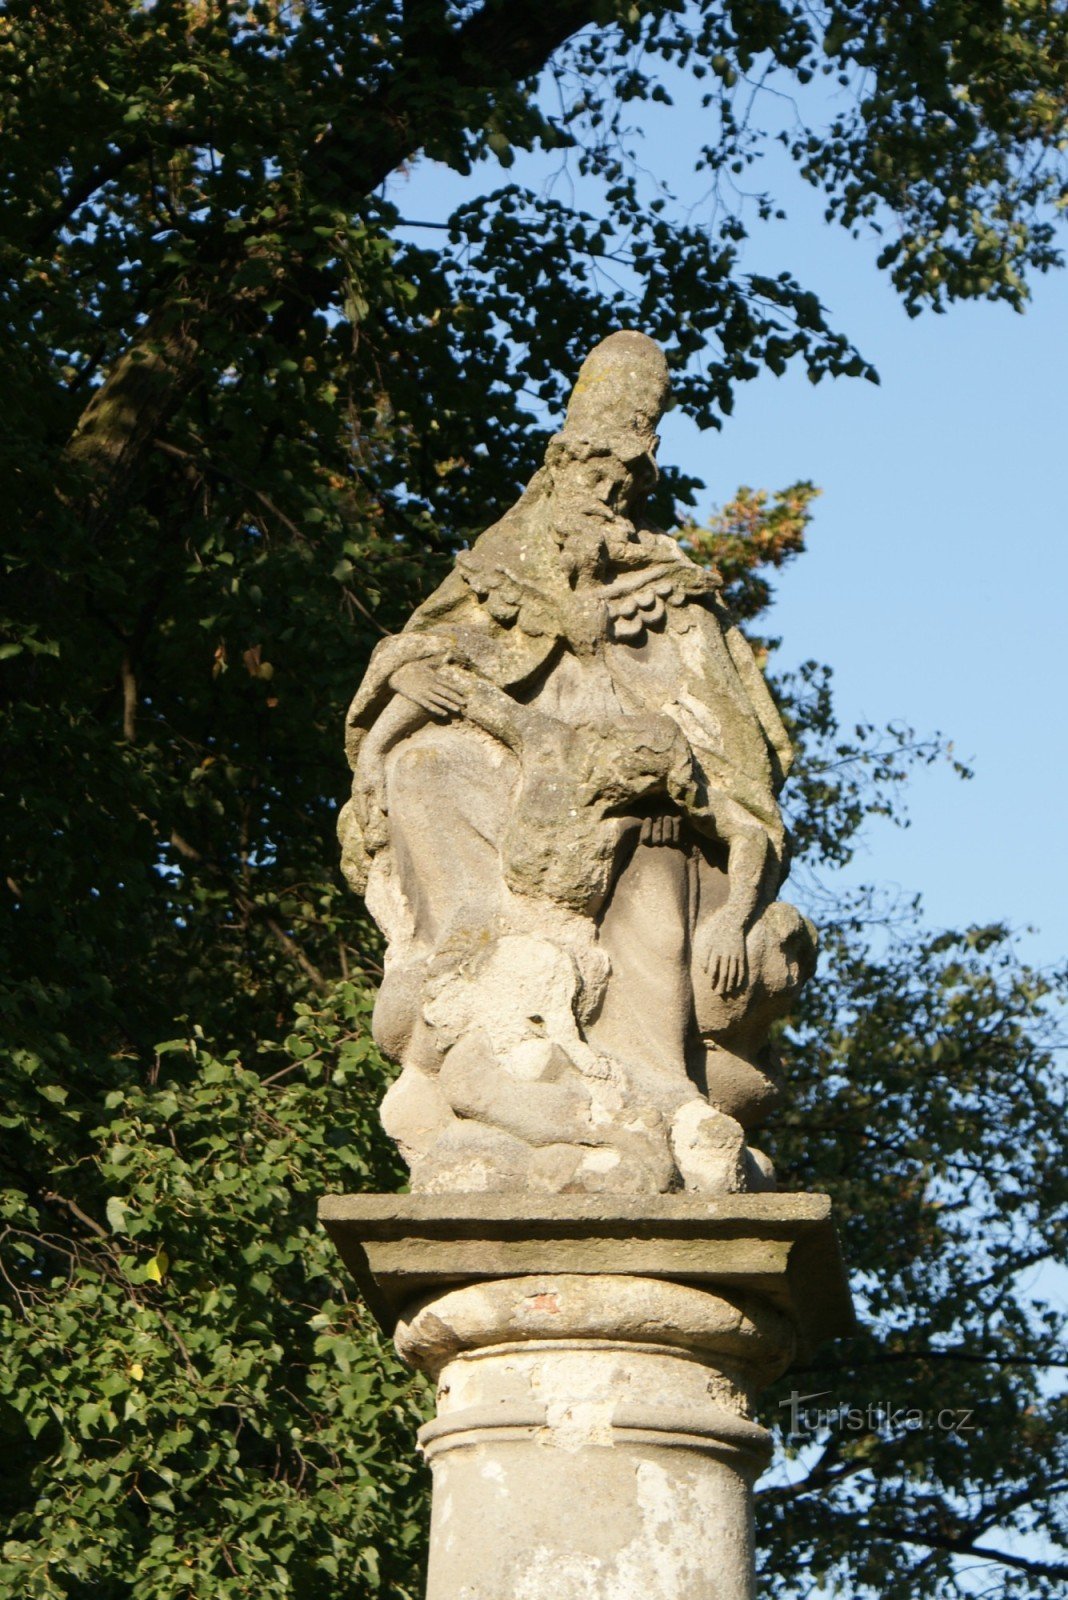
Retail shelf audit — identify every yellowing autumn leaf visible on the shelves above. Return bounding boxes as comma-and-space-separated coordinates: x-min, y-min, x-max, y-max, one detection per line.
144, 1247, 169, 1284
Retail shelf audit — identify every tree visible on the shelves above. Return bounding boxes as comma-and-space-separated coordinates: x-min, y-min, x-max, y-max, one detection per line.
1, 2, 1065, 1597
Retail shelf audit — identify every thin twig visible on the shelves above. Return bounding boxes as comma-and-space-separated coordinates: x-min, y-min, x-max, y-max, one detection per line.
42, 1191, 110, 1241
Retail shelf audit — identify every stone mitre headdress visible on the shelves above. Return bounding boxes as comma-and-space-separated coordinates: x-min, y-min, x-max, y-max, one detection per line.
555, 330, 671, 469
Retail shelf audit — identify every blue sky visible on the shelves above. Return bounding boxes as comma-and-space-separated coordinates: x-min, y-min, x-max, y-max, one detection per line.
389, 67, 1068, 973
664, 221, 1068, 972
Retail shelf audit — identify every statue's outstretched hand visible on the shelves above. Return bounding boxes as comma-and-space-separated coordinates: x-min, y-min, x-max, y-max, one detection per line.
694, 909, 749, 997
390, 660, 467, 720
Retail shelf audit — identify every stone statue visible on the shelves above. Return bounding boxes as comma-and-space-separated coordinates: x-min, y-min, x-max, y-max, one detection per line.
339, 332, 815, 1196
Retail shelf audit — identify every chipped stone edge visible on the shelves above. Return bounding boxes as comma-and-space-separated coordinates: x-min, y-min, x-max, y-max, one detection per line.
318, 1190, 856, 1361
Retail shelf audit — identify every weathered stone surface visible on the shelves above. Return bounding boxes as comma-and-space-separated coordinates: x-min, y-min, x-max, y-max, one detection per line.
396, 1274, 794, 1600
319, 334, 859, 1599
338, 331, 816, 1195
395, 1272, 796, 1389
319, 1191, 854, 1598
316, 1191, 855, 1359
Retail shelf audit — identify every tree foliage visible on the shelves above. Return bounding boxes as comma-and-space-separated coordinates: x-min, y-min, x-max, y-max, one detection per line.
1, 2, 1066, 1597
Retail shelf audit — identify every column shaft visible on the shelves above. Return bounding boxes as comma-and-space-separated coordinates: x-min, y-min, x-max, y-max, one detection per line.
395, 1274, 795, 1600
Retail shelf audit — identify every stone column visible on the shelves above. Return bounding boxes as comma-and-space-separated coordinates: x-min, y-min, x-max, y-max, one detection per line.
320, 1194, 854, 1600
400, 1275, 790, 1600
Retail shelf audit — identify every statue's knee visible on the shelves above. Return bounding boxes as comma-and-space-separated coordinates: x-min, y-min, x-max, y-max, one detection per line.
389, 740, 445, 790
751, 900, 817, 993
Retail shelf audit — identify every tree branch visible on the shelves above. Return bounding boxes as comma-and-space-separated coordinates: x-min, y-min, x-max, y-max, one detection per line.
62, 0, 600, 516
121, 652, 137, 742
25, 126, 212, 253
874, 1523, 1068, 1581
41, 1191, 110, 1241
169, 829, 326, 989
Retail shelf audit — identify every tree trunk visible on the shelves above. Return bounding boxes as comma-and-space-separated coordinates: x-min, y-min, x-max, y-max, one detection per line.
60, 0, 599, 516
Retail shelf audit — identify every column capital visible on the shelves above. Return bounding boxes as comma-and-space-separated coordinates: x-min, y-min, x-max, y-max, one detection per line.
318, 1190, 854, 1362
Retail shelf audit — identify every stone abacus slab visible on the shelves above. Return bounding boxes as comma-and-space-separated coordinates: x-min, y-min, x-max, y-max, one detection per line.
318, 1190, 854, 1359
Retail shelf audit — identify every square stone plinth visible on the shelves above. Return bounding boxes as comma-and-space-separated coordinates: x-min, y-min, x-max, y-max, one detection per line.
318, 1191, 854, 1358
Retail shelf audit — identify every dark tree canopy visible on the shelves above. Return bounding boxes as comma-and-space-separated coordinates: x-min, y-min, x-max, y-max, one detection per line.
1, 3, 1066, 1598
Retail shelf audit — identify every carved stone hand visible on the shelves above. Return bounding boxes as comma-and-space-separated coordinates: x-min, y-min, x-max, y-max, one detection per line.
639, 814, 682, 848
694, 908, 749, 997
389, 660, 467, 720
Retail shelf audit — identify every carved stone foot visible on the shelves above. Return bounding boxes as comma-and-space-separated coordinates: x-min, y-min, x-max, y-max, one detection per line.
670, 1099, 778, 1193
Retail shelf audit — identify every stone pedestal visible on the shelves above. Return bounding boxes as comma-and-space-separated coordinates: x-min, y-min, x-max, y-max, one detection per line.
320, 1194, 853, 1600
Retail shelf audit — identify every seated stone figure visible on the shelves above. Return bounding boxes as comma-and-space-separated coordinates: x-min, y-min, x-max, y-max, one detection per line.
338, 331, 815, 1195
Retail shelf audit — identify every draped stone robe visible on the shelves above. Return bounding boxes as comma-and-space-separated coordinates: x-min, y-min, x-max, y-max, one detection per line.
338, 480, 811, 1194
